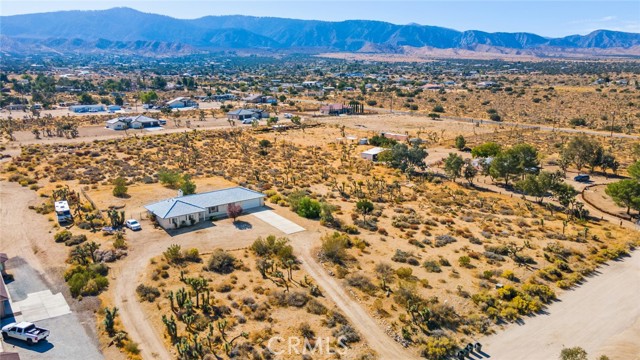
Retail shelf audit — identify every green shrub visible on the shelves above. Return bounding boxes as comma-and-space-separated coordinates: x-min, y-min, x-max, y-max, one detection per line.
54, 230, 73, 243
136, 284, 161, 302
207, 249, 237, 274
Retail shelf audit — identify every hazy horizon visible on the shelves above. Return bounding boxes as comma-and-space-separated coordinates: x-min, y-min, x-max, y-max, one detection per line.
2, 1, 639, 38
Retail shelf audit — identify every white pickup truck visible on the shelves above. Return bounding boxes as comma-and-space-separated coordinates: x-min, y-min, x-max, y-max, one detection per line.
1, 322, 50, 345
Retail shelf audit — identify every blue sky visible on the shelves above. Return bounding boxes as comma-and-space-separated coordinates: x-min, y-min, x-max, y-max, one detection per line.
2, 1, 639, 37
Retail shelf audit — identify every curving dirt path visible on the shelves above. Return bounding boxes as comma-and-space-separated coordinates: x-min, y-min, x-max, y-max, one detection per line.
289, 233, 419, 360
113, 217, 418, 360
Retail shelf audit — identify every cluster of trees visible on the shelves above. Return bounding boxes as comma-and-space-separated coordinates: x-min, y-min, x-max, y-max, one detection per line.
157, 168, 197, 195
469, 142, 540, 186
378, 143, 428, 174
606, 161, 640, 215
560, 136, 618, 175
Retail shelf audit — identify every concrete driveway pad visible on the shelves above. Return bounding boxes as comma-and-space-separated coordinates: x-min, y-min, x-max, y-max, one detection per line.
252, 210, 305, 234
11, 290, 71, 323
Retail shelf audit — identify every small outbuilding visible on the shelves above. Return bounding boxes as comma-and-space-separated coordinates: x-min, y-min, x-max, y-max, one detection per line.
145, 187, 266, 230
361, 147, 386, 161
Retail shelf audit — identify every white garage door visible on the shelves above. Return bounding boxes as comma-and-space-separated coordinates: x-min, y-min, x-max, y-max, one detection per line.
241, 198, 262, 210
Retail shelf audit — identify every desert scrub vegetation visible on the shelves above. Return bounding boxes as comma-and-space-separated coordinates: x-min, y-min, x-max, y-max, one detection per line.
136, 242, 369, 359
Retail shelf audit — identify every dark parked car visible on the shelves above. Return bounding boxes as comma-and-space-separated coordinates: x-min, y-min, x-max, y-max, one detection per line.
574, 174, 590, 182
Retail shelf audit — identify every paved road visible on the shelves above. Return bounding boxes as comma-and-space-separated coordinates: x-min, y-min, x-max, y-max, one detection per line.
480, 251, 640, 360
1, 257, 103, 360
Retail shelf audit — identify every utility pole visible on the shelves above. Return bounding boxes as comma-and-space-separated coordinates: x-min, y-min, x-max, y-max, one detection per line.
610, 111, 615, 139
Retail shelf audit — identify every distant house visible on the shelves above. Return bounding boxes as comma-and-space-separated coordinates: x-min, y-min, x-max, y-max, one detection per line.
106, 115, 162, 130
243, 94, 263, 103
227, 109, 269, 121
320, 104, 352, 116
476, 81, 497, 89
70, 104, 105, 113
167, 97, 198, 109
361, 147, 386, 161
107, 105, 122, 112
211, 94, 236, 101
144, 187, 266, 230
381, 132, 408, 141
3, 104, 27, 111
243, 95, 277, 104
422, 83, 443, 90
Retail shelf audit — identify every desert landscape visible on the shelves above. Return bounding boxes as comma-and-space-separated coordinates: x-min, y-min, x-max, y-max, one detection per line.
1, 5, 640, 360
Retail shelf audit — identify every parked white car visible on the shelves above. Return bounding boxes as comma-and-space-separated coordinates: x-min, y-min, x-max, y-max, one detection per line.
125, 219, 142, 231
2, 322, 50, 345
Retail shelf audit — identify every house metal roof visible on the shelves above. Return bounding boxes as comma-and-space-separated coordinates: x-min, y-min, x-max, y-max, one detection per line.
227, 109, 256, 116
144, 187, 266, 219
362, 147, 386, 155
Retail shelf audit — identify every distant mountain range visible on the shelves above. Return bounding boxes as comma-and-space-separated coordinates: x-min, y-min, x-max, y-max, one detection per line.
2, 7, 640, 58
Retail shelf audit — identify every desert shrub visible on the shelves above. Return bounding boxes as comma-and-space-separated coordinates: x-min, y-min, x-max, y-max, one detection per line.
296, 197, 321, 219
54, 229, 73, 243
183, 248, 201, 262
66, 234, 88, 246
65, 265, 109, 298
423, 260, 442, 273
395, 267, 413, 279
207, 249, 237, 274
560, 347, 588, 360
334, 325, 360, 344
307, 299, 327, 315
421, 335, 457, 360
112, 177, 128, 197
521, 283, 555, 303
434, 235, 457, 247
391, 249, 415, 264
287, 291, 310, 307
458, 256, 472, 268
484, 251, 505, 262
299, 322, 315, 339
319, 232, 350, 264
324, 310, 348, 328
136, 284, 161, 302
124, 341, 140, 355
345, 273, 377, 295
163, 244, 183, 264
342, 224, 360, 234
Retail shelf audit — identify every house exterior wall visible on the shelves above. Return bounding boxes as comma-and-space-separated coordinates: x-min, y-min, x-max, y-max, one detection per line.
107, 121, 127, 130
157, 198, 264, 230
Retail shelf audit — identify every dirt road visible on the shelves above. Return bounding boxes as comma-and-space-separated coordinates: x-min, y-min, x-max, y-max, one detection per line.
113, 215, 418, 360
289, 233, 419, 360
480, 250, 640, 360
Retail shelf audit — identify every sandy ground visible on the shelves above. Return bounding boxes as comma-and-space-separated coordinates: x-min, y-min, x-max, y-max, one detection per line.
85, 180, 416, 360
480, 251, 640, 360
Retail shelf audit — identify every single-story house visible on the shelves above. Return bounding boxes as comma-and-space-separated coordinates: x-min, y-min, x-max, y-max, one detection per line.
227, 109, 269, 121
3, 104, 27, 111
0, 253, 9, 319
381, 132, 408, 141
70, 104, 105, 113
320, 104, 352, 116
167, 97, 198, 109
144, 187, 266, 230
106, 115, 161, 130
361, 147, 386, 161
243, 95, 277, 104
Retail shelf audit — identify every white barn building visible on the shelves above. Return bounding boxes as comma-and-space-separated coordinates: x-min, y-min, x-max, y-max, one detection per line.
144, 187, 266, 230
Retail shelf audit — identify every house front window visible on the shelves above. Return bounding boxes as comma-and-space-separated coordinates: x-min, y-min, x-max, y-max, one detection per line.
208, 206, 219, 213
